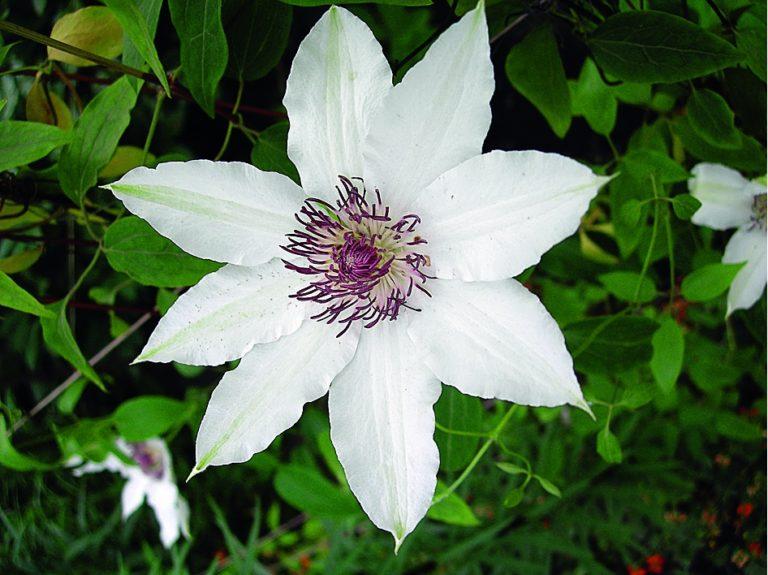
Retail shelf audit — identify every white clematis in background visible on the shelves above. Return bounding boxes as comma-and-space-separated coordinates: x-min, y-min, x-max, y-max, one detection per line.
689, 163, 767, 316
105, 2, 608, 548
70, 438, 190, 548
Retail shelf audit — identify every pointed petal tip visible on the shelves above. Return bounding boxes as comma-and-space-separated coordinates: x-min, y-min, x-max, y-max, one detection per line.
186, 465, 204, 483
393, 534, 405, 555
574, 398, 595, 420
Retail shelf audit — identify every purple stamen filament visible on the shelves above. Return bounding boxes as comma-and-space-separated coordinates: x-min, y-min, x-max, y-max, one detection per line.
282, 176, 431, 335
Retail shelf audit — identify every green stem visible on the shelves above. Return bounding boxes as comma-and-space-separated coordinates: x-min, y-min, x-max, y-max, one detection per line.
633, 175, 660, 305
63, 247, 101, 305
435, 422, 490, 438
142, 91, 165, 165
0, 20, 154, 84
214, 78, 245, 161
664, 204, 676, 308
432, 405, 518, 506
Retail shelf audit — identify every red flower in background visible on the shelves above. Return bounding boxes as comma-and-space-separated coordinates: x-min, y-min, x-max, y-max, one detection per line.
627, 565, 647, 575
737, 502, 754, 518
646, 554, 665, 573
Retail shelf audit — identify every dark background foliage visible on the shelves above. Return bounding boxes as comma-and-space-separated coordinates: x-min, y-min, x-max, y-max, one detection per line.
0, 0, 765, 573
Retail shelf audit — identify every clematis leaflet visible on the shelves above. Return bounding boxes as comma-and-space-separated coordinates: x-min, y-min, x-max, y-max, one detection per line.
105, 1, 609, 548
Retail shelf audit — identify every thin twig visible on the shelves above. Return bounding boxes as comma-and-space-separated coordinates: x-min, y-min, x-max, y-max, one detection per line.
490, 13, 529, 44
9, 311, 155, 435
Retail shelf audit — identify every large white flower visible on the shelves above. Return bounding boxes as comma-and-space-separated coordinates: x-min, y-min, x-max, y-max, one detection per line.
105, 2, 607, 547
689, 163, 767, 316
70, 438, 190, 548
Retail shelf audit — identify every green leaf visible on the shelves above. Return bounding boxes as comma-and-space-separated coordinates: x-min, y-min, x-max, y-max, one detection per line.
0, 121, 71, 172
250, 122, 300, 183
570, 58, 616, 136
40, 301, 104, 388
169, 0, 229, 117
714, 412, 764, 442
101, 0, 171, 96
428, 481, 480, 527
121, 0, 164, 71
0, 271, 53, 317
619, 199, 643, 228
505, 25, 571, 138
112, 396, 190, 441
104, 216, 221, 287
622, 149, 690, 184
681, 262, 745, 302
565, 315, 660, 374
648, 318, 683, 398
59, 76, 139, 203
274, 464, 359, 519
596, 427, 622, 463
503, 487, 525, 508
279, 0, 430, 5
0, 247, 43, 274
48, 6, 124, 66
736, 4, 767, 82
435, 385, 483, 472
496, 462, 528, 476
671, 115, 766, 173
671, 194, 702, 220
223, 0, 292, 81
599, 271, 657, 304
534, 476, 562, 498
688, 89, 741, 149
0, 417, 56, 471
0, 42, 19, 67
589, 10, 742, 83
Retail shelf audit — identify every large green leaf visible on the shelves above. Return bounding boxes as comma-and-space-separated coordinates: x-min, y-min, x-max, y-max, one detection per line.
671, 115, 766, 172
59, 77, 139, 203
0, 271, 53, 317
681, 262, 744, 302
687, 89, 741, 149
40, 301, 103, 388
111, 395, 191, 441
569, 58, 616, 136
589, 11, 742, 83
505, 25, 571, 138
598, 271, 657, 304
650, 316, 685, 395
274, 464, 360, 519
102, 0, 170, 95
428, 481, 480, 527
223, 0, 292, 81
434, 386, 483, 472
250, 122, 300, 183
565, 315, 660, 374
169, 0, 229, 117
0, 121, 71, 172
104, 216, 221, 287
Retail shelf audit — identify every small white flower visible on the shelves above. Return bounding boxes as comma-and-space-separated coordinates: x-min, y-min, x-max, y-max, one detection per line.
689, 163, 767, 316
70, 438, 190, 548
105, 2, 607, 548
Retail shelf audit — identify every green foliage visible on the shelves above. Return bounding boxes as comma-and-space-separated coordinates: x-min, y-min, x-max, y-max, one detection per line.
168, 0, 229, 117
104, 216, 221, 287
589, 10, 742, 83
0, 0, 765, 572
505, 24, 571, 138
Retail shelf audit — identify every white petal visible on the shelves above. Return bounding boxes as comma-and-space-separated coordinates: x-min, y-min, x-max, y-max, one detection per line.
689, 163, 755, 230
328, 321, 441, 550
724, 225, 767, 316
146, 481, 184, 548
407, 279, 588, 410
106, 160, 304, 266
71, 453, 126, 477
284, 7, 392, 199
412, 150, 608, 281
363, 2, 493, 210
121, 476, 148, 519
136, 260, 307, 366
193, 320, 358, 474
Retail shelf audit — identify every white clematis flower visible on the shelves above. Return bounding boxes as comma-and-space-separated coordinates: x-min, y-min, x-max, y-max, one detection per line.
70, 438, 190, 548
688, 163, 767, 316
104, 2, 608, 548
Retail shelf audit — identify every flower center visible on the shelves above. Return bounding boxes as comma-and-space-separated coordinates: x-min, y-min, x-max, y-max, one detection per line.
282, 176, 430, 335
751, 193, 767, 230
129, 442, 165, 479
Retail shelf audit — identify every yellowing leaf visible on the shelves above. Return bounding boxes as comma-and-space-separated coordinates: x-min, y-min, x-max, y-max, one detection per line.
99, 145, 156, 180
25, 79, 73, 130
0, 246, 43, 274
48, 6, 124, 66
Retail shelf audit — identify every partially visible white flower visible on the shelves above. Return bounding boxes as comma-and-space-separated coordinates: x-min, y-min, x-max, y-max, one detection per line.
69, 438, 190, 548
689, 163, 767, 315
